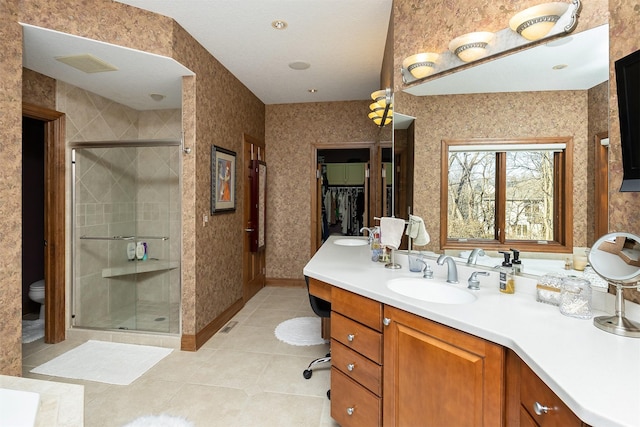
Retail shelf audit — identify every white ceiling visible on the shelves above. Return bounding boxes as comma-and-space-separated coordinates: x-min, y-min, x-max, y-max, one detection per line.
21, 2, 608, 111
115, 0, 393, 105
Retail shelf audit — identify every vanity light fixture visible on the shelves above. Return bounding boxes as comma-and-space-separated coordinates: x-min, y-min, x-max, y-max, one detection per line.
509, 2, 570, 41
402, 52, 439, 80
449, 32, 495, 62
368, 88, 393, 127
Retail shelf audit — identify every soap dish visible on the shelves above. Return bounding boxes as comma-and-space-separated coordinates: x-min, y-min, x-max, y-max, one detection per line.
536, 274, 563, 306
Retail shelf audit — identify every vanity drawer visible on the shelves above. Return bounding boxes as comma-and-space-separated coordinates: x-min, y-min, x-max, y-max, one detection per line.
331, 367, 381, 427
331, 312, 383, 363
520, 363, 582, 426
332, 287, 382, 331
331, 339, 382, 396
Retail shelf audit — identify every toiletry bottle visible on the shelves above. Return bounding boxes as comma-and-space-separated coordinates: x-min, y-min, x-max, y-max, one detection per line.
371, 226, 381, 262
127, 242, 136, 261
136, 242, 145, 260
498, 251, 515, 294
142, 242, 148, 260
511, 248, 522, 274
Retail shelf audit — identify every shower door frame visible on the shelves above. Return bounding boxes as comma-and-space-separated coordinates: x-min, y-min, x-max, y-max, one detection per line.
70, 138, 181, 333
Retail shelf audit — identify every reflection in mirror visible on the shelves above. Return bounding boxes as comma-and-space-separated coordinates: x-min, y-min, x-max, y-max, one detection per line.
392, 113, 415, 227
398, 25, 609, 276
588, 232, 640, 337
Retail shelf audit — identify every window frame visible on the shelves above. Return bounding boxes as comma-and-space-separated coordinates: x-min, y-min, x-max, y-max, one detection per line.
440, 137, 573, 254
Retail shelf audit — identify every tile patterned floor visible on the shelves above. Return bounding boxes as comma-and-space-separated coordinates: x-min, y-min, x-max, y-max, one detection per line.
22, 286, 337, 427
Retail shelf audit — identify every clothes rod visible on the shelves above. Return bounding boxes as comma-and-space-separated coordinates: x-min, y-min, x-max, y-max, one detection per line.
69, 139, 180, 148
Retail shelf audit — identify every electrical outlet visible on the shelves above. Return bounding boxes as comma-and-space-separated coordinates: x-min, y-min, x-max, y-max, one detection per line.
202, 214, 208, 226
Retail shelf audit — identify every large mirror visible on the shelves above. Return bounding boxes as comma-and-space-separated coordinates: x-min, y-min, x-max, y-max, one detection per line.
393, 23, 609, 277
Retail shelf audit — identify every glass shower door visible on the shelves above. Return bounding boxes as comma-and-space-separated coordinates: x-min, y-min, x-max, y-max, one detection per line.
72, 142, 180, 334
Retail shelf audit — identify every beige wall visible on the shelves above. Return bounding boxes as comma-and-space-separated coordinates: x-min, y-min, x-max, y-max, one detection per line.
265, 101, 390, 279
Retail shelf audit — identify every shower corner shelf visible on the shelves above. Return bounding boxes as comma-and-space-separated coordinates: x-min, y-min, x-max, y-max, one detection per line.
102, 260, 179, 278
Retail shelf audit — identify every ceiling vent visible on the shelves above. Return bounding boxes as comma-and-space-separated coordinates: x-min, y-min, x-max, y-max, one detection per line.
55, 54, 118, 73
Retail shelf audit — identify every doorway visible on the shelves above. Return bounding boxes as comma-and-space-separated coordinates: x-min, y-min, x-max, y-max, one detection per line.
311, 143, 381, 253
22, 103, 66, 343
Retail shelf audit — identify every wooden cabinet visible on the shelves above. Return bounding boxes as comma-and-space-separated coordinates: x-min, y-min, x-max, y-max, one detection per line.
506, 351, 587, 427
325, 163, 366, 186
330, 287, 383, 427
383, 305, 506, 427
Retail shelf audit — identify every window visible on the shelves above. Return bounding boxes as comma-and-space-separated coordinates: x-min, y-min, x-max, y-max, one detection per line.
440, 138, 573, 253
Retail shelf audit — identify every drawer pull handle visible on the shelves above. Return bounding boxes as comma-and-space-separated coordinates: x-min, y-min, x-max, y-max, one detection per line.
383, 317, 391, 326
347, 363, 355, 371
533, 401, 551, 415
347, 407, 355, 416
347, 334, 355, 342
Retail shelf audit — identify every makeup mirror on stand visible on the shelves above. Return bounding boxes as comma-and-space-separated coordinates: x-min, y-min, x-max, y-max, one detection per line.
588, 232, 640, 337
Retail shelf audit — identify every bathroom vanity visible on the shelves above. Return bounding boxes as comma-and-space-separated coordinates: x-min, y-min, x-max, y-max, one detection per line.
303, 236, 640, 427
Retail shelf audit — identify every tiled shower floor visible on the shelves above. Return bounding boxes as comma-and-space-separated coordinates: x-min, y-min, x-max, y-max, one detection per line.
22, 286, 337, 427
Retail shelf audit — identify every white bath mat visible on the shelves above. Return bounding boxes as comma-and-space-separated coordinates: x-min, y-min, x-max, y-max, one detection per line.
274, 317, 327, 346
31, 340, 172, 385
122, 414, 194, 427
22, 319, 44, 343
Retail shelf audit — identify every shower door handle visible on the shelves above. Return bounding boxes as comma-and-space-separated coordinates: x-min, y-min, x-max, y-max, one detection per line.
244, 228, 255, 232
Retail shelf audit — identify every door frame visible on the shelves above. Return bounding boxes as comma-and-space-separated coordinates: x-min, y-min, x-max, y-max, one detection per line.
22, 103, 66, 343
594, 131, 609, 242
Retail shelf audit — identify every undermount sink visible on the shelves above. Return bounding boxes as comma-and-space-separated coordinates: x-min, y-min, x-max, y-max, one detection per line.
386, 278, 477, 304
333, 238, 368, 247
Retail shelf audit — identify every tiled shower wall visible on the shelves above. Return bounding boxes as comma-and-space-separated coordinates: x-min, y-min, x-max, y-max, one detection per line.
61, 81, 182, 332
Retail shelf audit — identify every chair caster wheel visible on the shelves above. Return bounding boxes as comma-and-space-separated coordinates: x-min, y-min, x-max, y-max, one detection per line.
303, 369, 312, 379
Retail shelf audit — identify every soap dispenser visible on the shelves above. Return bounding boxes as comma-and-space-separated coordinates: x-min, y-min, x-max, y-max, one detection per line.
511, 248, 522, 274
499, 251, 515, 294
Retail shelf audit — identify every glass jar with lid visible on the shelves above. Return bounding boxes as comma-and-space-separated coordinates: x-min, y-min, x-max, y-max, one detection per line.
559, 277, 592, 319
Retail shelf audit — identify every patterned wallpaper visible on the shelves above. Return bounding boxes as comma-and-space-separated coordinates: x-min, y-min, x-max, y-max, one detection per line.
265, 101, 389, 279
1, 0, 24, 376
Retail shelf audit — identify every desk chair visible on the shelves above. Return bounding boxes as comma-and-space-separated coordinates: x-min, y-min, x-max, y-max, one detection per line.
303, 276, 331, 399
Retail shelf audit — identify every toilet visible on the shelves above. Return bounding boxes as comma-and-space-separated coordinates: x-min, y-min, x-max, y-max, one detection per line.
28, 279, 45, 319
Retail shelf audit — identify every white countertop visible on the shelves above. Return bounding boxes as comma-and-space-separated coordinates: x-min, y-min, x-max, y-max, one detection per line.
303, 236, 640, 427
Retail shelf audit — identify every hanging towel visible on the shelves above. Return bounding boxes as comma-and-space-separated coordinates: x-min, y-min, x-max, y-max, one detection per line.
406, 214, 430, 246
380, 217, 406, 250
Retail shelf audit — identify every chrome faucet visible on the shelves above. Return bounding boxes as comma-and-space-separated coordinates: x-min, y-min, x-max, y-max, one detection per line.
437, 255, 459, 284
467, 271, 490, 290
467, 248, 485, 265
415, 257, 434, 279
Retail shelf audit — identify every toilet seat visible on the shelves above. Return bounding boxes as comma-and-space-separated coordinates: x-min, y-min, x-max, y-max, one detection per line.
30, 279, 45, 290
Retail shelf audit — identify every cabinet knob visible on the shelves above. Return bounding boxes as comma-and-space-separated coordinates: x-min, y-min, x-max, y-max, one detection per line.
347, 334, 355, 342
347, 363, 355, 371
533, 401, 551, 415
346, 407, 355, 416
383, 317, 391, 326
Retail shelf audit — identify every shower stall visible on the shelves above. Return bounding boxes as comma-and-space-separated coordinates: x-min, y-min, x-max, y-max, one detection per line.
71, 140, 181, 334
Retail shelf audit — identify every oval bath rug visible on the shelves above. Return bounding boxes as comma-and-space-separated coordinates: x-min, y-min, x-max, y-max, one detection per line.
274, 317, 327, 346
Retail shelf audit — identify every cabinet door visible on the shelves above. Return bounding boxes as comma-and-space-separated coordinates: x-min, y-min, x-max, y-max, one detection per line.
325, 163, 346, 185
344, 163, 365, 185
383, 305, 505, 427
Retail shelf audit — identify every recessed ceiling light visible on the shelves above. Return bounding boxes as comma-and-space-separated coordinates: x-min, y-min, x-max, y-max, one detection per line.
149, 93, 166, 101
289, 61, 310, 70
552, 64, 568, 70
55, 53, 118, 73
308, 89, 318, 93
272, 20, 288, 30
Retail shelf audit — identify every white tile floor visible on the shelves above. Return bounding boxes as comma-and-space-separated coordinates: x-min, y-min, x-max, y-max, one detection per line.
22, 286, 337, 427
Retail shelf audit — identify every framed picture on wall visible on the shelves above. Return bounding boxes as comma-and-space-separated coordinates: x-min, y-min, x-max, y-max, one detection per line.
211, 145, 236, 214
